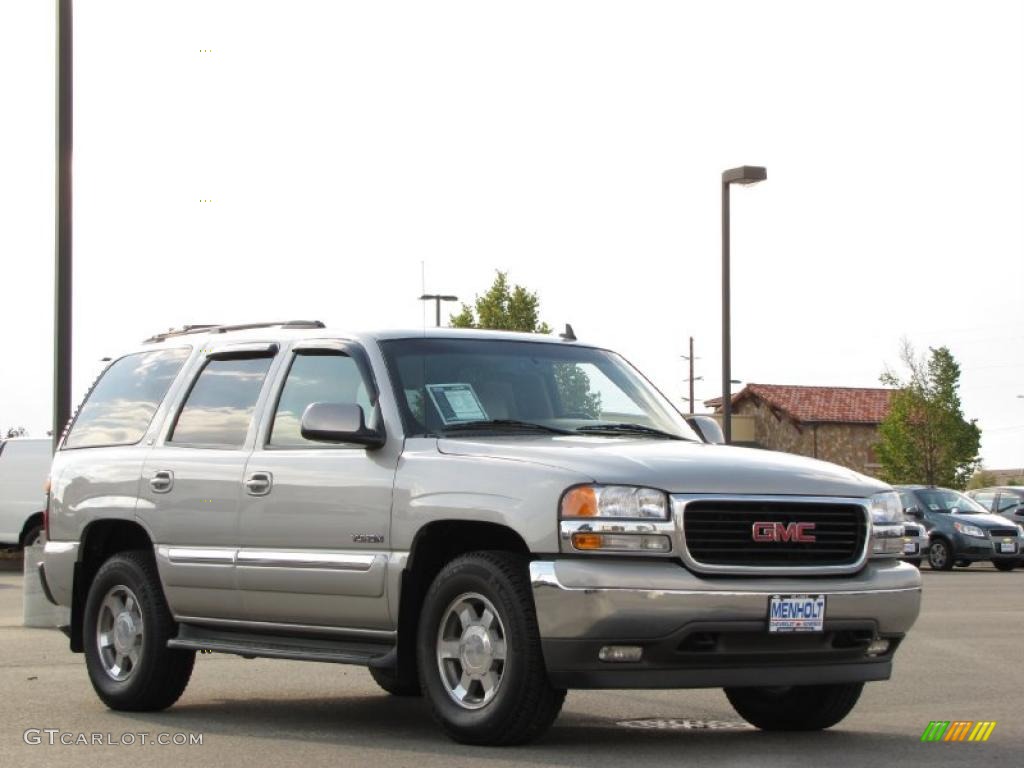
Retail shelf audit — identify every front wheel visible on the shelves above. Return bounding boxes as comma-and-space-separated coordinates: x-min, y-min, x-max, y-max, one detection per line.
928, 539, 954, 570
993, 560, 1018, 572
83, 550, 195, 711
725, 683, 864, 731
416, 552, 566, 745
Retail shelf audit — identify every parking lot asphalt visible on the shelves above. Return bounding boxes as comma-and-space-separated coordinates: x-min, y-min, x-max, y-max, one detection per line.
1, 556, 1021, 768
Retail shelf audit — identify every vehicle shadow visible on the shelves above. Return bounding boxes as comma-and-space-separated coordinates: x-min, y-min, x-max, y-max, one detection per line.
109, 693, 1012, 765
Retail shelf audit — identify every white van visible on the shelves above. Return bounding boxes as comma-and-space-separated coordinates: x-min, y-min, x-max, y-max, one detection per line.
0, 437, 51, 547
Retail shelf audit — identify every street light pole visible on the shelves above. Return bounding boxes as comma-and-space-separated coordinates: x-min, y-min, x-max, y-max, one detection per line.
418, 294, 459, 328
721, 165, 766, 444
54, 0, 73, 453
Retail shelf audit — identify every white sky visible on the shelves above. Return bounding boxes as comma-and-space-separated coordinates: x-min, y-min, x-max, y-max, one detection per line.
1, 0, 1021, 468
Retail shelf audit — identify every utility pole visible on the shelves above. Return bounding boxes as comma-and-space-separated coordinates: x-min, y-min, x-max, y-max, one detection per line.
53, 0, 73, 453
681, 336, 701, 415
418, 294, 459, 327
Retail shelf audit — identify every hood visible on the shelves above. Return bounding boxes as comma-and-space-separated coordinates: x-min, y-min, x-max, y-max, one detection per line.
951, 512, 1020, 530
437, 435, 889, 498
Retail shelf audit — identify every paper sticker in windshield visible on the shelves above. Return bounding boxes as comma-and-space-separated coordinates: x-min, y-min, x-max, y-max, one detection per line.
426, 383, 489, 425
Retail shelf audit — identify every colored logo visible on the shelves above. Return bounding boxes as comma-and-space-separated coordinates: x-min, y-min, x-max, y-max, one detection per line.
752, 521, 816, 543
920, 721, 996, 742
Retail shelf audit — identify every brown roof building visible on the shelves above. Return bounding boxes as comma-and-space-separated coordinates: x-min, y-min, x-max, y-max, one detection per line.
705, 384, 895, 478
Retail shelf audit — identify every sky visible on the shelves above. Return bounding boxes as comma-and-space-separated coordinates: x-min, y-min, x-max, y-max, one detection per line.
1, 0, 1021, 468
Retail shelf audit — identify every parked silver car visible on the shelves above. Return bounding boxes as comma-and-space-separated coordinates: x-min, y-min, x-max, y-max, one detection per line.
38, 323, 921, 744
901, 520, 928, 567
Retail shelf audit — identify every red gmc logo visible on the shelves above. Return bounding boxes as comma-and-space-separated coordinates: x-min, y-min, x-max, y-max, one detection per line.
752, 521, 817, 543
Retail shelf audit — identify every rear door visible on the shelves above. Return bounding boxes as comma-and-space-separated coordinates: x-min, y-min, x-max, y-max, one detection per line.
140, 343, 280, 621
236, 340, 397, 630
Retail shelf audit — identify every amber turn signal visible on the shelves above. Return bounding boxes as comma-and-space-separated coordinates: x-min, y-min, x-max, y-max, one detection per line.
562, 486, 598, 517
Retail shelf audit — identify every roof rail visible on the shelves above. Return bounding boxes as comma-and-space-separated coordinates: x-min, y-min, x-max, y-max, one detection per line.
143, 320, 325, 344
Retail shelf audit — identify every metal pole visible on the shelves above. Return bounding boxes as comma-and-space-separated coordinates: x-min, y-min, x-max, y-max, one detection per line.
435, 297, 441, 327
54, 0, 73, 453
721, 181, 731, 444
688, 336, 695, 415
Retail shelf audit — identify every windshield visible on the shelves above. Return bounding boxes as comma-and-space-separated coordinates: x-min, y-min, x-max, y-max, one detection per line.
914, 488, 990, 515
380, 337, 700, 441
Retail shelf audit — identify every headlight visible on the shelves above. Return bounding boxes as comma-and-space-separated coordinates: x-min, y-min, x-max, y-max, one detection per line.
954, 521, 986, 538
869, 491, 904, 557
869, 491, 903, 524
561, 485, 669, 520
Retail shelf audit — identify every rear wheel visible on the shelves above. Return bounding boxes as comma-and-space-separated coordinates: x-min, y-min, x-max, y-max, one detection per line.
993, 560, 1017, 572
416, 552, 565, 745
725, 683, 864, 731
22, 522, 43, 549
83, 550, 194, 711
928, 539, 954, 571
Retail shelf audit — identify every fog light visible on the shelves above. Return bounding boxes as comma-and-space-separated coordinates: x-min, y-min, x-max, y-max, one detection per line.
599, 645, 643, 663
865, 639, 890, 656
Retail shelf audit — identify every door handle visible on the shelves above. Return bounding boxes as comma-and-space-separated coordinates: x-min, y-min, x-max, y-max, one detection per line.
150, 470, 174, 494
244, 472, 273, 496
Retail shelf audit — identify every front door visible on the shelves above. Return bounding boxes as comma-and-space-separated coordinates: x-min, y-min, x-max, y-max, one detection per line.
236, 342, 397, 630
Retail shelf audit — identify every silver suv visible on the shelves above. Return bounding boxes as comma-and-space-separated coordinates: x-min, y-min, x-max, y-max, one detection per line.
38, 322, 921, 745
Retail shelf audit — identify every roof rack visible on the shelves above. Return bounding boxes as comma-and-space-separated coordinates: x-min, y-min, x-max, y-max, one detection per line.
143, 320, 325, 344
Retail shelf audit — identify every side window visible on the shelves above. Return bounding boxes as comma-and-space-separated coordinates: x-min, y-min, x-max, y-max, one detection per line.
170, 356, 274, 447
64, 347, 191, 449
269, 352, 372, 447
897, 491, 916, 511
973, 491, 996, 511
997, 494, 1021, 514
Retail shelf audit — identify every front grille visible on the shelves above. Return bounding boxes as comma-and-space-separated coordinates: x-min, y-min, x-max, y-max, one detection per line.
989, 528, 1018, 538
682, 500, 867, 568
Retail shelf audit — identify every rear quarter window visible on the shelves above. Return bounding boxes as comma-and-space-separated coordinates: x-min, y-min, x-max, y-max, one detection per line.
63, 348, 192, 449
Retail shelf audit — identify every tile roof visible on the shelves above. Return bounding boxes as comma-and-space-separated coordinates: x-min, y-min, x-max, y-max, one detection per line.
706, 383, 894, 424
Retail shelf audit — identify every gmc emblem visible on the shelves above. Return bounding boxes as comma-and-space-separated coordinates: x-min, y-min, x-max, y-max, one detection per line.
752, 521, 816, 543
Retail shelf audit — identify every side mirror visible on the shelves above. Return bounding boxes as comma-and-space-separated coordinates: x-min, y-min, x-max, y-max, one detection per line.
687, 415, 725, 445
300, 402, 385, 449
904, 506, 923, 520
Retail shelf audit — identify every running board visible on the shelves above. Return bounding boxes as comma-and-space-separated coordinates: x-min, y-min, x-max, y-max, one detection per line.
168, 622, 395, 667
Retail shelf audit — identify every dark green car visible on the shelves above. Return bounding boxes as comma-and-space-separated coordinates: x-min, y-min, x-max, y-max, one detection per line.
895, 485, 1024, 572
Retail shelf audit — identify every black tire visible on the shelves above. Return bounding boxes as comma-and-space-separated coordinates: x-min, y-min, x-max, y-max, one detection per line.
928, 539, 954, 571
955, 560, 970, 568
725, 683, 864, 731
83, 550, 195, 711
369, 665, 422, 696
993, 560, 1017, 572
21, 522, 43, 549
416, 551, 566, 745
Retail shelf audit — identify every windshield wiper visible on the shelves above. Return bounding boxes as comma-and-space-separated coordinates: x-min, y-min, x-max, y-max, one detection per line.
574, 423, 686, 440
442, 419, 574, 436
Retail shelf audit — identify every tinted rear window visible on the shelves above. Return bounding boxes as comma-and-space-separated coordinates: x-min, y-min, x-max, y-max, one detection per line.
64, 348, 191, 449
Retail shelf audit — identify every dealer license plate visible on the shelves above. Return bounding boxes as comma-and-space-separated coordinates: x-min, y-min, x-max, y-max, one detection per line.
768, 594, 826, 633
903, 541, 918, 554
999, 541, 1017, 554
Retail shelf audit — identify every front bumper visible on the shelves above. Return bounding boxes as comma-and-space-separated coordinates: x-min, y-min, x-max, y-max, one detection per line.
951, 533, 1022, 561
530, 558, 921, 689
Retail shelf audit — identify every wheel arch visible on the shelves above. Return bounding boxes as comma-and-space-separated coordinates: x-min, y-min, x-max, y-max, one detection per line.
394, 520, 531, 682
69, 519, 155, 652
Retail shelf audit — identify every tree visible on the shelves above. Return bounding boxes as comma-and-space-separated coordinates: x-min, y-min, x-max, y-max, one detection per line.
875, 342, 981, 489
450, 271, 600, 417
967, 469, 997, 490
3, 426, 28, 439
450, 271, 552, 333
